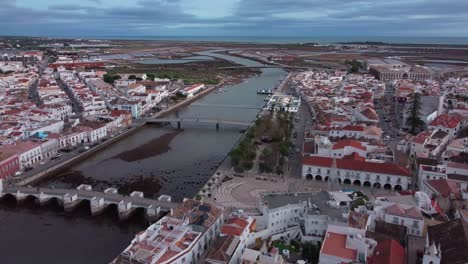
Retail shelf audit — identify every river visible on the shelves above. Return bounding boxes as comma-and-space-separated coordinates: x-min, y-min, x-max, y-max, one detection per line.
0, 50, 286, 263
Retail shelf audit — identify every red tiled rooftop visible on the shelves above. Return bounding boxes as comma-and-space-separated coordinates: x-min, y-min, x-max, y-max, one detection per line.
412, 131, 432, 144
368, 239, 405, 264
426, 179, 461, 199
302, 156, 411, 177
321, 232, 357, 260
430, 114, 463, 129
332, 139, 366, 151
221, 218, 249, 236
342, 125, 365, 132
385, 204, 423, 220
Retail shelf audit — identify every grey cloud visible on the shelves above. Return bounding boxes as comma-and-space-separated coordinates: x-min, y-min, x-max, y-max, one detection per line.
0, 0, 467, 37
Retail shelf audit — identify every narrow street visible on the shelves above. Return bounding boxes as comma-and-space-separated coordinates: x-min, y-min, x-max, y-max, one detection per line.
57, 77, 83, 114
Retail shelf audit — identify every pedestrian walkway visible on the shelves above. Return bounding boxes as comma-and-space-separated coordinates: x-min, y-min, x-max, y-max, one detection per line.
211, 182, 255, 209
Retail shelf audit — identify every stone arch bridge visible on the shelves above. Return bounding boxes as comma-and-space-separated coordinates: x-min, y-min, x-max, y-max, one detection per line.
0, 184, 179, 221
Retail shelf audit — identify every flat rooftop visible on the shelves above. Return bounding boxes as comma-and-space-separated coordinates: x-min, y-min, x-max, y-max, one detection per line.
262, 191, 348, 221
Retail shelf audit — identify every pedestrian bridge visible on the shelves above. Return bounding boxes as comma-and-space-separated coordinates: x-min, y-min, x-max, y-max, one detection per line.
0, 185, 179, 221
143, 117, 253, 129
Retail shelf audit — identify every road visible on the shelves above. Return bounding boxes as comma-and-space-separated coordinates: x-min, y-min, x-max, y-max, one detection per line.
285, 76, 315, 178
28, 59, 47, 106
13, 128, 129, 186
57, 77, 83, 114
375, 83, 403, 152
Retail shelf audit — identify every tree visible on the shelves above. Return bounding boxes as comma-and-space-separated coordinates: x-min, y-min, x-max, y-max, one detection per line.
146, 73, 156, 80
345, 59, 364, 73
302, 242, 320, 263
103, 74, 114, 84
128, 74, 137, 80
409, 93, 424, 135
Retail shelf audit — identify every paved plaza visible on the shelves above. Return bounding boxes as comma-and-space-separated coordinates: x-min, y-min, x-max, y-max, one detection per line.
207, 172, 398, 210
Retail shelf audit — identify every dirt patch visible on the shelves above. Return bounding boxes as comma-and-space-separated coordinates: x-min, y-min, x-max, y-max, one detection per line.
114, 130, 181, 162
55, 170, 96, 186
118, 176, 162, 197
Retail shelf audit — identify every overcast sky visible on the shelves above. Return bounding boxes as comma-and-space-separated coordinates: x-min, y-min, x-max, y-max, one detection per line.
1, 0, 468, 37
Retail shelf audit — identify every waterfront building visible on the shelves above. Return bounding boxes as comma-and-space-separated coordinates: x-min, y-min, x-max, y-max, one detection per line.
111, 98, 142, 118
113, 199, 224, 264
0, 152, 19, 179
182, 84, 205, 97
266, 95, 301, 113
0, 141, 42, 169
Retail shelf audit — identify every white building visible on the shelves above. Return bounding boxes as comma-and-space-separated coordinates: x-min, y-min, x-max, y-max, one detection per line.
113, 199, 224, 264
302, 156, 411, 190
182, 84, 205, 97
319, 225, 377, 264
374, 199, 425, 237
258, 191, 348, 244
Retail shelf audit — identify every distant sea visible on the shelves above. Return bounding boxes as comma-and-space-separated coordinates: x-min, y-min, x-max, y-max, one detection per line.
76, 36, 468, 45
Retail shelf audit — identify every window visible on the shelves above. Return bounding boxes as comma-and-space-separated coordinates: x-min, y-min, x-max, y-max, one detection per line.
393, 217, 398, 224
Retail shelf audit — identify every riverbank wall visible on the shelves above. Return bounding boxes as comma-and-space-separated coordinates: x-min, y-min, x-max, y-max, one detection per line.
152, 85, 219, 118
18, 124, 147, 186
18, 85, 221, 187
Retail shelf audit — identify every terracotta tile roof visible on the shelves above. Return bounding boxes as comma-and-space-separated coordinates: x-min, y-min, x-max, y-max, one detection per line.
221, 217, 249, 237
427, 219, 468, 264
430, 113, 463, 129
321, 232, 357, 260
368, 239, 405, 264
384, 204, 423, 220
204, 235, 237, 263
332, 139, 366, 151
342, 152, 366, 161
412, 131, 432, 144
342, 125, 365, 131
447, 162, 468, 170
302, 156, 411, 177
426, 179, 461, 199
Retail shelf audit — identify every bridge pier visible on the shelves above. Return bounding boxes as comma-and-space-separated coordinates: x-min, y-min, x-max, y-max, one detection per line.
118, 201, 134, 221
104, 188, 118, 195
90, 197, 106, 216
14, 191, 28, 204
146, 205, 160, 221
63, 193, 79, 212
130, 191, 144, 199
37, 192, 55, 206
